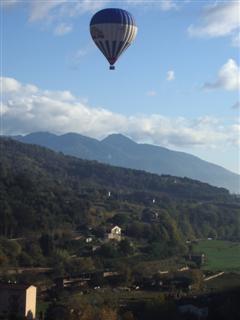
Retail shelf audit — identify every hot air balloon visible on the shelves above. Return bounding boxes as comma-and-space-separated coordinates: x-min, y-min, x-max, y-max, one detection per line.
90, 8, 137, 70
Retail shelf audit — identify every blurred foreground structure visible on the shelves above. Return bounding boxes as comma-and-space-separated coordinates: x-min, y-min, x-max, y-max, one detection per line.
0, 283, 37, 319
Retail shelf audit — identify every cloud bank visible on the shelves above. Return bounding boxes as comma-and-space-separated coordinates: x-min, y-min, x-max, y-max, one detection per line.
3, 0, 178, 35
1, 77, 239, 150
28, 0, 108, 22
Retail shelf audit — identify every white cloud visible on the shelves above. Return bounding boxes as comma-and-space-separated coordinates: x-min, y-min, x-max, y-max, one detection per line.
54, 23, 72, 36
67, 46, 92, 69
1, 77, 239, 149
1, 0, 20, 7
4, 0, 176, 22
24, 0, 177, 23
146, 90, 157, 96
64, 0, 111, 16
29, 0, 66, 22
188, 2, 240, 46
29, 0, 68, 22
159, 0, 177, 11
10, 0, 110, 35
2, 0, 109, 35
43, 90, 75, 101
166, 70, 175, 81
203, 59, 240, 91
188, 2, 240, 38
229, 123, 240, 146
2, 0, 178, 37
126, 0, 177, 11
1, 77, 22, 92
74, 48, 89, 59
28, 0, 109, 22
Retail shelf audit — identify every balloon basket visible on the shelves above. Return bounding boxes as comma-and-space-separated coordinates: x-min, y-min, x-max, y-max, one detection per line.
109, 65, 115, 70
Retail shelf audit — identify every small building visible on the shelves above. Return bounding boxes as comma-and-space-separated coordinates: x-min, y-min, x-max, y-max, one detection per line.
107, 225, 121, 241
188, 253, 205, 266
0, 283, 37, 319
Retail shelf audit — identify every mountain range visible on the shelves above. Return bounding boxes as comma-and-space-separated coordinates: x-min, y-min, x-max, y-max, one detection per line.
14, 132, 239, 193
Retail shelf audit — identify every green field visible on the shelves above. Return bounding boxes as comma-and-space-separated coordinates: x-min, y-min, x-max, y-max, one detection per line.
193, 240, 240, 272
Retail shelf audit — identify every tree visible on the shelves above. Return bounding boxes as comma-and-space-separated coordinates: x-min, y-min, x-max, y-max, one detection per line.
99, 243, 119, 258
189, 269, 203, 291
0, 238, 21, 263
122, 311, 135, 320
45, 304, 70, 320
39, 233, 54, 256
110, 213, 129, 226
98, 307, 118, 320
118, 239, 133, 256
0, 201, 15, 237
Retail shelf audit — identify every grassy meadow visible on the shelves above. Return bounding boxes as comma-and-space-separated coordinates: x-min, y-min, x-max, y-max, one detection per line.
193, 240, 240, 272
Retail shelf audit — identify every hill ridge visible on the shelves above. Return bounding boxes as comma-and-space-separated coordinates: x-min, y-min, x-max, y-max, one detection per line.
13, 132, 240, 193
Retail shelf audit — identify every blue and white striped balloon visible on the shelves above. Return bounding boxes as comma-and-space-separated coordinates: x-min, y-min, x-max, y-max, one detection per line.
90, 8, 138, 70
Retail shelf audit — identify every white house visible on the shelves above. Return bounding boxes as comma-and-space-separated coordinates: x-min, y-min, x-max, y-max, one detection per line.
0, 283, 37, 319
107, 225, 121, 241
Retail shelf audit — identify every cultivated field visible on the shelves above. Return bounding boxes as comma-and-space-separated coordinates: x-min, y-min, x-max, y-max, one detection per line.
193, 240, 240, 272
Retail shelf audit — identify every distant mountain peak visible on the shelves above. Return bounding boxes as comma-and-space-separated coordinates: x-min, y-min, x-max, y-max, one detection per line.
102, 133, 136, 145
26, 131, 56, 137
12, 131, 240, 193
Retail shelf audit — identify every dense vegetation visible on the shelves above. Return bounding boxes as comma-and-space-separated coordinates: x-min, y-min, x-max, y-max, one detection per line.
0, 138, 239, 239
0, 138, 240, 320
0, 138, 239, 269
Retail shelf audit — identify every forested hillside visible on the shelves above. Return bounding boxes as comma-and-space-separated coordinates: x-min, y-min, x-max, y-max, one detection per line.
1, 137, 239, 242
14, 132, 240, 192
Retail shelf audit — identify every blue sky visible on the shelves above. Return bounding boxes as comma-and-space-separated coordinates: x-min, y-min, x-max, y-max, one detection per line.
1, 0, 239, 173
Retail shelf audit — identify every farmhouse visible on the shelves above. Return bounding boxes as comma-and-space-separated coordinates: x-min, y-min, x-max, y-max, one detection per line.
0, 283, 37, 319
106, 225, 122, 241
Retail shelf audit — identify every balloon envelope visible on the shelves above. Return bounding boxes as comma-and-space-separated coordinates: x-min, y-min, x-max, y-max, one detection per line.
90, 8, 138, 69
